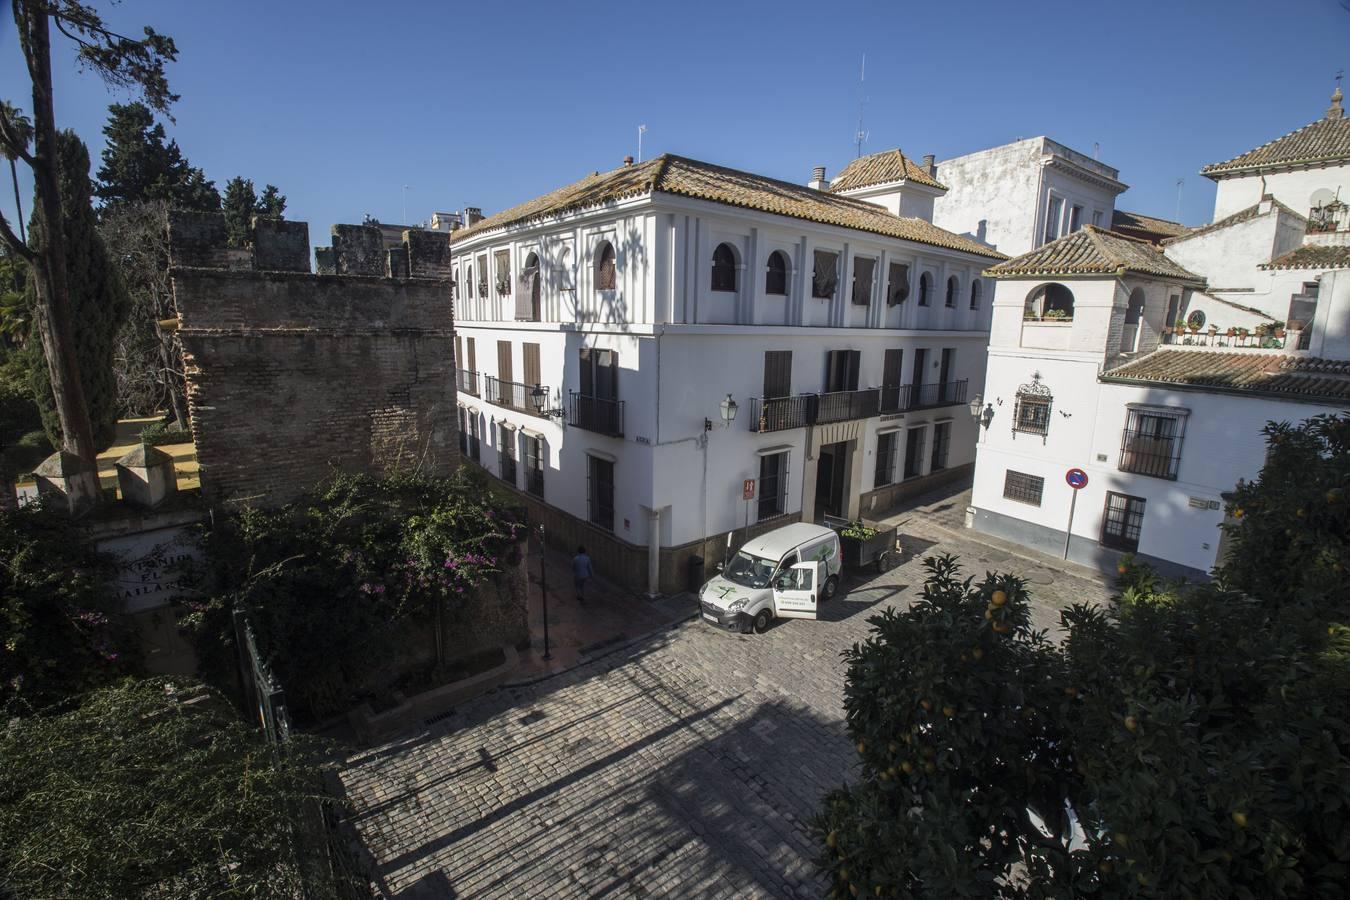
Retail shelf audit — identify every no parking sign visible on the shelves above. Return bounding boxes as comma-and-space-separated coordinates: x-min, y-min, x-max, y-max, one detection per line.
1065, 467, 1089, 490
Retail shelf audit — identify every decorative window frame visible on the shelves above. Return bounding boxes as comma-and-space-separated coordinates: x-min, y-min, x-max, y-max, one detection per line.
1011, 372, 1054, 443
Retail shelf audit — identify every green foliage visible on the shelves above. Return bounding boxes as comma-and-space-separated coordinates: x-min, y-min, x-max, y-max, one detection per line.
0, 502, 131, 715
222, 176, 287, 248
26, 130, 130, 452
817, 415, 1350, 898
138, 419, 191, 446
94, 102, 219, 209
839, 520, 878, 541
186, 470, 525, 719
0, 677, 340, 898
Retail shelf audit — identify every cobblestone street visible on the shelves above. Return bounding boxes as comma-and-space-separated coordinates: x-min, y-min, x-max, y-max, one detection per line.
337, 483, 1116, 898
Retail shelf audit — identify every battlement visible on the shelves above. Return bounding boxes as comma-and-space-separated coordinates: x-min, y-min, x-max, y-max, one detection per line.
167, 210, 452, 280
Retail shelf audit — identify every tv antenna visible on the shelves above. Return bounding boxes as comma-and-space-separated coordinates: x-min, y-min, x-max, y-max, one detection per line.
637, 124, 648, 163
854, 53, 868, 159
1175, 178, 1184, 222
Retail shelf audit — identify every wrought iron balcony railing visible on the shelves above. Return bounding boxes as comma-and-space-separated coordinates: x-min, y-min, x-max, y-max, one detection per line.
749, 387, 881, 433
909, 379, 968, 410
456, 368, 479, 396
815, 388, 881, 425
567, 392, 624, 437
483, 376, 549, 416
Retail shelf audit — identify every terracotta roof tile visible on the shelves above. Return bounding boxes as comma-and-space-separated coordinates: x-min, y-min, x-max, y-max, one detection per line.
829, 149, 947, 192
1201, 91, 1349, 177
1101, 349, 1350, 403
1110, 209, 1188, 241
1260, 243, 1350, 270
450, 155, 1003, 259
984, 226, 1204, 282
1161, 199, 1305, 246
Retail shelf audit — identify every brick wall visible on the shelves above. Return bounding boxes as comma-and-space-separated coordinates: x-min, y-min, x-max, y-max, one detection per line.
169, 212, 458, 506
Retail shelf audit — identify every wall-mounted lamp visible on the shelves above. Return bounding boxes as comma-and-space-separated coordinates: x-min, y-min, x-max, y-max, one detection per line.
529, 384, 564, 420
970, 394, 995, 436
705, 393, 738, 431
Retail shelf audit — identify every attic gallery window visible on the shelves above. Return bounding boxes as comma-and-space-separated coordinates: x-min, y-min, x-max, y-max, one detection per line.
851, 257, 876, 306
765, 251, 789, 295
969, 280, 982, 310
494, 249, 511, 295
1024, 283, 1075, 321
595, 241, 616, 291
887, 262, 910, 305
812, 250, 839, 299
918, 272, 931, 306
711, 243, 737, 292
945, 276, 958, 308
1012, 372, 1053, 441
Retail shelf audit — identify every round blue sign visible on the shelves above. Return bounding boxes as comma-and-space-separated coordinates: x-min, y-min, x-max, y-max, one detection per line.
1065, 468, 1089, 489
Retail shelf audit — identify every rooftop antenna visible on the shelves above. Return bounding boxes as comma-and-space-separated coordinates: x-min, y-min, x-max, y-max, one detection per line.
637, 124, 648, 163
402, 185, 409, 225
854, 53, 868, 159
1175, 178, 1184, 221
1093, 141, 1100, 160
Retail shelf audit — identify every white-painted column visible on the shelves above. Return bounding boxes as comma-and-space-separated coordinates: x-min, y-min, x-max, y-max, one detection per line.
647, 506, 661, 596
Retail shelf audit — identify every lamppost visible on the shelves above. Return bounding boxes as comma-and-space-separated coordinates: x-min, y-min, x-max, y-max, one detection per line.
705, 393, 738, 432
529, 384, 563, 420
537, 523, 551, 661
970, 393, 995, 439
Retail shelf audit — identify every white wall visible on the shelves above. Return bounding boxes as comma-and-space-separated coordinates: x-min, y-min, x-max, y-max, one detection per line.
1212, 164, 1350, 221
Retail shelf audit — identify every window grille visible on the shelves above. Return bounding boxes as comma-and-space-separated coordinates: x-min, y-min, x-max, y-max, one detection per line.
596, 242, 616, 291
1012, 372, 1053, 440
1003, 470, 1044, 506
524, 435, 544, 497
712, 243, 737, 292
903, 427, 926, 479
931, 422, 952, 470
1119, 407, 1187, 480
587, 456, 614, 531
875, 432, 897, 488
1102, 491, 1146, 552
758, 452, 788, 520
851, 257, 876, 306
765, 251, 789, 295
499, 425, 516, 485
812, 250, 838, 299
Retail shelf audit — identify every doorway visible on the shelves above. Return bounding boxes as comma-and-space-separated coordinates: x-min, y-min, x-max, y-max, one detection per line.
815, 441, 848, 519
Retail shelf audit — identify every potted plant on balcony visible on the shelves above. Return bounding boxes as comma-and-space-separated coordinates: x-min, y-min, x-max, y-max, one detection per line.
495, 277, 511, 296
1174, 316, 1187, 333
1226, 327, 1236, 337
1044, 308, 1068, 321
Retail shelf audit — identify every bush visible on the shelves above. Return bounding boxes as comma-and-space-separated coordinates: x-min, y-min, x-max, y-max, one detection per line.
185, 469, 526, 719
816, 414, 1350, 898
138, 420, 192, 446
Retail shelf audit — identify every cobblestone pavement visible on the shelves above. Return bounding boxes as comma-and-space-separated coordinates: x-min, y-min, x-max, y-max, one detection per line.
337, 483, 1115, 899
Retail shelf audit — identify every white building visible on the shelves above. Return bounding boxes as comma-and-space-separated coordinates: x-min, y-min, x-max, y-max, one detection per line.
968, 86, 1350, 578
449, 154, 1005, 594
928, 136, 1129, 258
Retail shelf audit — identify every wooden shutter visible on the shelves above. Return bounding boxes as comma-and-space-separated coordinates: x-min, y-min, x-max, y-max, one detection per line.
579, 348, 593, 396
883, 349, 902, 387
940, 348, 954, 385
594, 350, 618, 400
912, 348, 926, 387
497, 341, 513, 383
466, 337, 476, 372
762, 351, 791, 398
455, 335, 463, 369
523, 343, 541, 388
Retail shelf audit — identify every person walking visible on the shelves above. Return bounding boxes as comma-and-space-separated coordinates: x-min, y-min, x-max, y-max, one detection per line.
572, 546, 593, 604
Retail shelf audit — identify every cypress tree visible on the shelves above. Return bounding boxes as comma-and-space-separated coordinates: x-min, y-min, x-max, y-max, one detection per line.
27, 131, 130, 452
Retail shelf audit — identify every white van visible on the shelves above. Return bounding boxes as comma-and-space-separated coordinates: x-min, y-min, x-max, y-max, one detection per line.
698, 523, 842, 634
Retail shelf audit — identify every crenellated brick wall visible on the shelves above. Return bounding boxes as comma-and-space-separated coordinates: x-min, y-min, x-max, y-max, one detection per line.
168, 211, 458, 506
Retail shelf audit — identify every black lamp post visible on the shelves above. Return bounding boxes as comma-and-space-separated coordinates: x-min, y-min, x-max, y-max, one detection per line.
537, 522, 550, 661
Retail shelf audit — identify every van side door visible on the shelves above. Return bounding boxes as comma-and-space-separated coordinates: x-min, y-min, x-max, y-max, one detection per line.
773, 561, 822, 620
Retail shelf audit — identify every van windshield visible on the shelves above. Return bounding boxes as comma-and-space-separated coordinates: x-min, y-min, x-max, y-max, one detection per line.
722, 551, 778, 589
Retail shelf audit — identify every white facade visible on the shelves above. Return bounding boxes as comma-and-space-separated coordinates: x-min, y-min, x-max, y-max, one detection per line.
1212, 165, 1350, 221
451, 169, 998, 593
930, 137, 1127, 258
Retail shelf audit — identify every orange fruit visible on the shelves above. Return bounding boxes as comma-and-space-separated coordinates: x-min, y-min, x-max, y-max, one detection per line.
990, 590, 1008, 606
1124, 715, 1138, 732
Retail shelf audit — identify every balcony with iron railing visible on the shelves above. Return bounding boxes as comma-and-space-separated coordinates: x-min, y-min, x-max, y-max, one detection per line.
456, 368, 480, 396
483, 376, 550, 416
567, 392, 624, 437
909, 379, 968, 410
815, 388, 881, 425
749, 380, 967, 432
1161, 329, 1286, 350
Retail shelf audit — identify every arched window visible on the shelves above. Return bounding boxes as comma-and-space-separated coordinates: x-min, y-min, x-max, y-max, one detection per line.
595, 241, 616, 291
945, 276, 958, 308
1024, 283, 1076, 321
918, 273, 931, 306
765, 251, 789, 295
558, 246, 574, 291
519, 252, 541, 322
711, 243, 737, 292
969, 280, 982, 310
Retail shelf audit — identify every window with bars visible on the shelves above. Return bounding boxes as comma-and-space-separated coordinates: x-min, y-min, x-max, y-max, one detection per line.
587, 456, 614, 531
595, 242, 616, 291
457, 407, 467, 455
524, 434, 544, 497
1102, 491, 1146, 552
758, 452, 788, 520
887, 262, 910, 305
499, 425, 516, 485
875, 431, 897, 488
765, 251, 789, 295
712, 243, 737, 292
851, 256, 876, 306
1013, 393, 1052, 437
1119, 407, 1187, 480
931, 422, 952, 470
1003, 470, 1044, 506
945, 276, 958, 308
904, 426, 926, 479
467, 412, 481, 461
812, 250, 839, 299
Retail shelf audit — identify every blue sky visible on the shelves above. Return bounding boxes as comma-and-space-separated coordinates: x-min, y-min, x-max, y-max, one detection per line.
3, 0, 1349, 237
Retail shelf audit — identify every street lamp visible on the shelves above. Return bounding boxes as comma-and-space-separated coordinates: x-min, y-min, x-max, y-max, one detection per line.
705, 393, 738, 431
970, 393, 995, 437
530, 384, 546, 413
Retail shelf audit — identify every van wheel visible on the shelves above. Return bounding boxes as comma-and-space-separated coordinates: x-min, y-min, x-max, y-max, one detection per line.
823, 575, 839, 601
753, 609, 772, 634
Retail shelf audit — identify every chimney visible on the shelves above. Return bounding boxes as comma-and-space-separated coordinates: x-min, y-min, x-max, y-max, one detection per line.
464, 207, 484, 226
808, 166, 828, 191
922, 154, 936, 176
623, 155, 634, 167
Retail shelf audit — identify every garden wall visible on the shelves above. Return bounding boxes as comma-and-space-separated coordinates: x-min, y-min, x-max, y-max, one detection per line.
168, 212, 458, 506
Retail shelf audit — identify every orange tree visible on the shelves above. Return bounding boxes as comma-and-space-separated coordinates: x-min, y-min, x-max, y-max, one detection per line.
816, 414, 1350, 898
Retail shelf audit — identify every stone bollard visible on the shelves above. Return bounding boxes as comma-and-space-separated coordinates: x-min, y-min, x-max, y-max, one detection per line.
32, 450, 101, 517
115, 443, 178, 509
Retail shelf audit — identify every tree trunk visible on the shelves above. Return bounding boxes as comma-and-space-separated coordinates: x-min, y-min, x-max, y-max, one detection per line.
158, 331, 190, 428
0, 471, 17, 511
17, 3, 96, 462
8, 157, 23, 243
